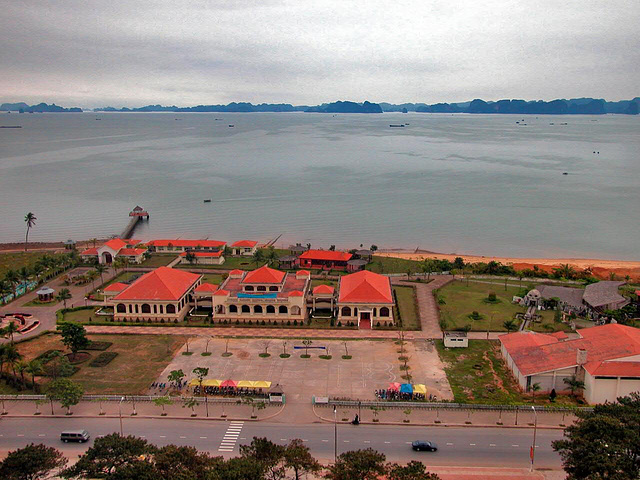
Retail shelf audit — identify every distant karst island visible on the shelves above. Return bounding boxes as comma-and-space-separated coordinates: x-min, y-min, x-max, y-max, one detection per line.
2, 97, 639, 115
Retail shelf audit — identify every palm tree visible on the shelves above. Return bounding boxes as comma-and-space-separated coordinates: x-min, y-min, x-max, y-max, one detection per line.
0, 280, 12, 305
265, 246, 278, 266
185, 251, 196, 264
421, 260, 434, 281
553, 264, 576, 279
17, 266, 31, 289
25, 360, 42, 390
252, 248, 265, 267
3, 321, 20, 343
530, 382, 541, 403
4, 345, 22, 379
24, 212, 36, 251
112, 258, 125, 275
86, 270, 98, 290
16, 360, 28, 387
4, 270, 19, 299
563, 375, 585, 399
56, 288, 72, 308
31, 263, 44, 284
94, 264, 107, 286
0, 344, 7, 376
503, 319, 518, 332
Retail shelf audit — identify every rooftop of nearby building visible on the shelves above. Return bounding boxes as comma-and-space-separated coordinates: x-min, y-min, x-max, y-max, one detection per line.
147, 239, 226, 248
220, 267, 307, 299
179, 251, 223, 257
103, 282, 129, 293
299, 249, 353, 262
102, 238, 139, 251
118, 248, 147, 256
583, 281, 627, 308
231, 240, 258, 248
241, 265, 286, 284
195, 283, 219, 293
80, 247, 98, 256
113, 267, 201, 301
500, 323, 640, 376
313, 284, 335, 295
338, 270, 393, 304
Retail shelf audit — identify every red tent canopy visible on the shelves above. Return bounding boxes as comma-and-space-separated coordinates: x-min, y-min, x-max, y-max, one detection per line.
221, 380, 237, 388
388, 382, 401, 391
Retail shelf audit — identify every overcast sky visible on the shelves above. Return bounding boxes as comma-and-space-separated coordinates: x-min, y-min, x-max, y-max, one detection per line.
2, 0, 638, 108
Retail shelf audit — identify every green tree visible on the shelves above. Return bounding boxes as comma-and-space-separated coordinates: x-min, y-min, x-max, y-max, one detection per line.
211, 456, 264, 480
182, 397, 199, 416
530, 382, 541, 403
94, 264, 107, 286
46, 378, 84, 415
61, 433, 155, 479
552, 393, 640, 480
3, 344, 22, 378
453, 257, 465, 270
387, 461, 441, 480
185, 251, 197, 264
563, 375, 585, 399
0, 279, 13, 304
325, 448, 387, 480
43, 351, 74, 379
252, 248, 266, 267
553, 264, 576, 280
503, 319, 518, 332
57, 323, 89, 360
284, 438, 321, 480
4, 269, 20, 299
17, 266, 31, 289
239, 436, 286, 480
302, 339, 312, 357
153, 396, 173, 416
193, 366, 209, 396
3, 321, 20, 343
154, 444, 219, 480
24, 212, 37, 252
0, 443, 67, 480
168, 369, 186, 388
421, 260, 434, 281
55, 288, 72, 308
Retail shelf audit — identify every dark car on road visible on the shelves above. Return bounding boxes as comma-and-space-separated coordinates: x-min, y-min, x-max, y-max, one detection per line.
412, 440, 438, 451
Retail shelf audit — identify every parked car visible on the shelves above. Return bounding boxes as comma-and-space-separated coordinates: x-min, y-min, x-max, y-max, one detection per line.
60, 430, 90, 443
412, 440, 438, 451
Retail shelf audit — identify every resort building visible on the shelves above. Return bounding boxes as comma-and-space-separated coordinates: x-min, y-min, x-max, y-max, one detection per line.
80, 238, 145, 264
178, 251, 225, 265
146, 239, 226, 253
298, 249, 353, 271
108, 267, 202, 322
500, 324, 640, 404
231, 240, 258, 256
208, 266, 310, 323
336, 270, 395, 329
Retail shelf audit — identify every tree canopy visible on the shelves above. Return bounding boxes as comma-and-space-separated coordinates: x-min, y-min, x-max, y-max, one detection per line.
0, 443, 67, 480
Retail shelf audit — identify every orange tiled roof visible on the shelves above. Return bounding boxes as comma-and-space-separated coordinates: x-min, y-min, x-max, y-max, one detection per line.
103, 238, 128, 251
242, 265, 286, 284
500, 324, 640, 376
288, 290, 304, 297
584, 361, 640, 377
229, 269, 245, 276
113, 267, 201, 301
195, 283, 219, 293
118, 248, 146, 256
213, 289, 229, 296
231, 240, 258, 248
338, 270, 393, 304
296, 270, 311, 277
313, 284, 335, 295
103, 282, 128, 293
147, 239, 226, 248
299, 249, 353, 262
80, 247, 98, 256
179, 251, 222, 257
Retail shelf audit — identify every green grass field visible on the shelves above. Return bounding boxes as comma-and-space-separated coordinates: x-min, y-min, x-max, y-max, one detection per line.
139, 254, 178, 267
367, 255, 422, 274
91, 271, 142, 301
0, 251, 65, 278
202, 273, 224, 285
393, 285, 420, 330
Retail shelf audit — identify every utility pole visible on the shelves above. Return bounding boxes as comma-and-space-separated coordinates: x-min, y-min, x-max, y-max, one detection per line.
119, 396, 125, 436
333, 406, 338, 464
530, 406, 538, 472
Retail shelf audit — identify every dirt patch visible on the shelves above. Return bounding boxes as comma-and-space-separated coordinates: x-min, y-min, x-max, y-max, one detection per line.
482, 347, 507, 393
237, 350, 250, 360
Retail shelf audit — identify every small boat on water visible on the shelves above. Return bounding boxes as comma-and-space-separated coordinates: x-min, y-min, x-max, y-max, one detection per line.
389, 124, 405, 128
0, 125, 22, 128
228, 124, 234, 128
203, 199, 212, 203
562, 172, 569, 175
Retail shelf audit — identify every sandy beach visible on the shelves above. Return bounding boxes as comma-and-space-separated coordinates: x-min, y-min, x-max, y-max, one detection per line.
377, 250, 640, 281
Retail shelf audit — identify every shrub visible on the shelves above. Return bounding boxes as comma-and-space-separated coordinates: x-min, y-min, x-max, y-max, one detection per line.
89, 352, 118, 367
248, 320, 252, 325
293, 319, 298, 326
261, 320, 266, 326
287, 320, 291, 326
160, 318, 165, 323
174, 319, 178, 323
85, 341, 112, 351
337, 321, 342, 327
376, 321, 380, 327
469, 311, 484, 321
330, 318, 335, 326
235, 319, 240, 325
488, 292, 497, 302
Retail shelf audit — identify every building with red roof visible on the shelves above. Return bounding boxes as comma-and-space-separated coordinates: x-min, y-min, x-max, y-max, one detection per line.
108, 267, 202, 322
178, 250, 225, 265
337, 270, 394, 329
500, 323, 640, 404
231, 240, 258, 256
202, 265, 310, 323
80, 239, 146, 264
298, 249, 353, 271
147, 239, 226, 253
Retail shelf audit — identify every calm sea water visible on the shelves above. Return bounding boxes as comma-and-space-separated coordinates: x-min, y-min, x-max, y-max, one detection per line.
0, 112, 638, 259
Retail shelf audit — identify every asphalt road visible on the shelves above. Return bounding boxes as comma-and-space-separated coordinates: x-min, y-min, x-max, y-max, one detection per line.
0, 417, 564, 468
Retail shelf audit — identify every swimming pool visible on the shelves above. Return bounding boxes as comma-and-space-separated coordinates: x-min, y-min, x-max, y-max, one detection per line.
237, 293, 278, 299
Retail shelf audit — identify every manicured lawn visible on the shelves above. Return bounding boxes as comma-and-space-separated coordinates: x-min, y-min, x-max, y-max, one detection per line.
528, 312, 574, 333
437, 280, 526, 331
393, 286, 420, 330
16, 333, 187, 394
201, 273, 224, 285
367, 255, 422, 275
0, 251, 65, 278
436, 339, 577, 405
139, 254, 178, 267
61, 307, 99, 323
177, 256, 258, 270
311, 279, 337, 288
91, 271, 142, 300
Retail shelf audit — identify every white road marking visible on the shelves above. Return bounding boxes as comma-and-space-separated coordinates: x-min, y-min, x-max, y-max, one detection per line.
343, 440, 350, 443
179, 436, 186, 439
280, 438, 287, 441
512, 444, 519, 447
200, 436, 207, 439
446, 443, 453, 446
364, 441, 371, 444
17, 434, 24, 437
322, 439, 329, 442
219, 422, 244, 452
160, 435, 166, 438
384, 441, 391, 444
38, 434, 46, 437
489, 444, 496, 447
469, 443, 476, 446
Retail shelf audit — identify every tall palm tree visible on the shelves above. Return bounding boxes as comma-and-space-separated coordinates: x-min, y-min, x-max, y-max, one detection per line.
4, 270, 19, 299
16, 360, 28, 387
86, 270, 98, 290
0, 344, 7, 376
4, 345, 22, 378
17, 266, 31, 289
25, 360, 42, 390
3, 321, 20, 344
56, 288, 72, 308
94, 264, 107, 286
252, 248, 265, 267
24, 212, 36, 251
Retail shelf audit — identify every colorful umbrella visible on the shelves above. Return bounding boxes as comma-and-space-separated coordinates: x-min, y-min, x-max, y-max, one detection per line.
252, 380, 272, 388
221, 379, 237, 388
413, 384, 427, 394
236, 380, 254, 388
400, 383, 413, 394
202, 379, 222, 387
188, 379, 200, 387
388, 382, 401, 391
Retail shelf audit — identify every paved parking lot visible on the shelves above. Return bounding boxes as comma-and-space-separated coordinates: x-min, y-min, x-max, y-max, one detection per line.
155, 338, 452, 403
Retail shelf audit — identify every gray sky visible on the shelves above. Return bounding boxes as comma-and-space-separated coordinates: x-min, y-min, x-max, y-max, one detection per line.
2, 0, 638, 108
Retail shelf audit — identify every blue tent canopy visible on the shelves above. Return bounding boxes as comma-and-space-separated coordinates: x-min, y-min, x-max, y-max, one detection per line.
400, 383, 413, 394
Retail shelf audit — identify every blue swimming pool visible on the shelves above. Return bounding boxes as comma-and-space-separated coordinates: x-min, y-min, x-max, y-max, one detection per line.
237, 293, 278, 299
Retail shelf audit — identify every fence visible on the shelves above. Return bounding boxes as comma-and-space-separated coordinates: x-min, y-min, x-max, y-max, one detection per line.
0, 394, 275, 405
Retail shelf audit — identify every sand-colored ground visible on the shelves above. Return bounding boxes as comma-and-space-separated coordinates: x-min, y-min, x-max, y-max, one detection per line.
377, 251, 640, 281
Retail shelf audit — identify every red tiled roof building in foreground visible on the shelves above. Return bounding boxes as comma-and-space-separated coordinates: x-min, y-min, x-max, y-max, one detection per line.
500, 323, 640, 404
298, 249, 353, 271
108, 267, 202, 322
336, 270, 395, 329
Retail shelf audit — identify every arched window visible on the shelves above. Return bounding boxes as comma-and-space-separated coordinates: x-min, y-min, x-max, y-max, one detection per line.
254, 305, 263, 314
373, 308, 377, 317
159, 305, 164, 314
153, 305, 157, 314
128, 304, 133, 313
117, 304, 126, 313
245, 286, 254, 292
257, 286, 266, 292
141, 304, 151, 314
341, 306, 351, 317
354, 307, 358, 315
278, 305, 288, 314
269, 286, 278, 292
291, 306, 301, 315
266, 305, 275, 314
166, 304, 176, 314
241, 305, 251, 313
134, 304, 139, 314
229, 305, 238, 313
380, 307, 390, 317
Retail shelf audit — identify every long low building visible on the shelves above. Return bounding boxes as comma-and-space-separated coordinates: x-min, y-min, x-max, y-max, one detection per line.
500, 323, 640, 404
146, 239, 226, 252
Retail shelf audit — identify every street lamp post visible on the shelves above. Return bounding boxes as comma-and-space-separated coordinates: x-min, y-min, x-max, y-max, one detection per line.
119, 396, 125, 436
333, 406, 338, 464
530, 406, 538, 472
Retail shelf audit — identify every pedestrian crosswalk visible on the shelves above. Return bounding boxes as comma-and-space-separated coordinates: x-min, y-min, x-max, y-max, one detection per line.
218, 421, 244, 452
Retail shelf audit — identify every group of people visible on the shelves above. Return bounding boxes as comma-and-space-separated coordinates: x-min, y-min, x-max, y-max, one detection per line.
150, 380, 187, 391
193, 385, 268, 399
374, 389, 434, 402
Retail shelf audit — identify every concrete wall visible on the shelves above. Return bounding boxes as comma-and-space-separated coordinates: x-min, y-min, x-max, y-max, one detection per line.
585, 373, 640, 404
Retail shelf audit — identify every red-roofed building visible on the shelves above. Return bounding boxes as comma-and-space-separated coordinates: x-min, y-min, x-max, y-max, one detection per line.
231, 240, 258, 256
500, 324, 640, 404
206, 265, 310, 323
179, 250, 225, 265
80, 239, 146, 264
298, 249, 353, 271
147, 239, 226, 253
109, 267, 202, 322
312, 284, 336, 312
337, 270, 394, 329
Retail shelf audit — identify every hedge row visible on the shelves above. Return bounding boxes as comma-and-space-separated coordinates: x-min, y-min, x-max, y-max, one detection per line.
89, 352, 118, 367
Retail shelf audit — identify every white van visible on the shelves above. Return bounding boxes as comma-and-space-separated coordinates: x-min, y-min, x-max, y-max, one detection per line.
60, 430, 90, 443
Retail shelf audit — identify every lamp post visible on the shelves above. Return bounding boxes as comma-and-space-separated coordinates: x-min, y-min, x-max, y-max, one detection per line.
530, 406, 537, 472
119, 396, 125, 436
333, 406, 338, 464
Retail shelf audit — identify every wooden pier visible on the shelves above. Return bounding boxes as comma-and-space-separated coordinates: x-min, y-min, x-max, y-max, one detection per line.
121, 206, 149, 239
